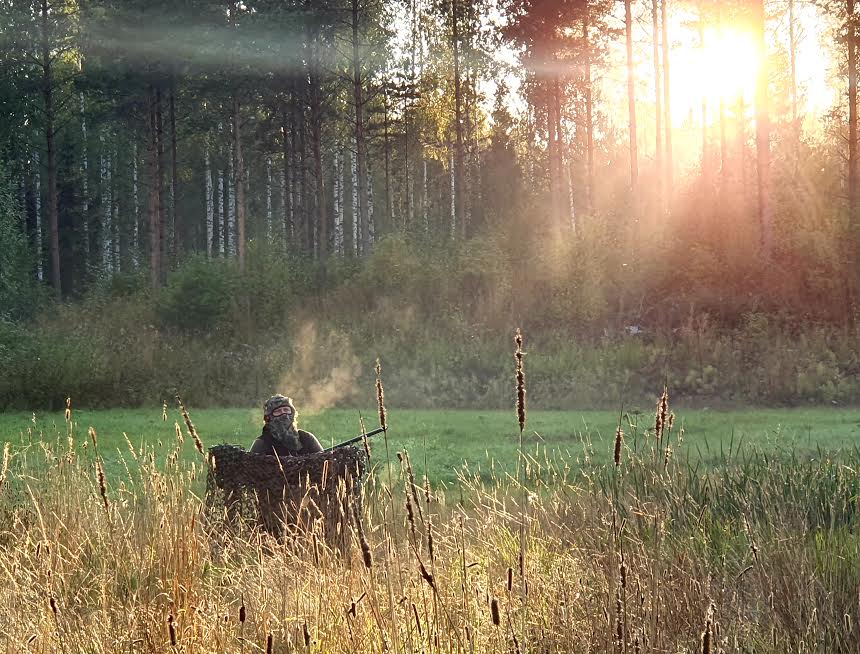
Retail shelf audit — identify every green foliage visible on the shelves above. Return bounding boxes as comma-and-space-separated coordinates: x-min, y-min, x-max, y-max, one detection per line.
0, 166, 43, 321
156, 256, 240, 333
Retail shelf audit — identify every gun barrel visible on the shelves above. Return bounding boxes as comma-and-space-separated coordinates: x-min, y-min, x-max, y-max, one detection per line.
324, 426, 386, 452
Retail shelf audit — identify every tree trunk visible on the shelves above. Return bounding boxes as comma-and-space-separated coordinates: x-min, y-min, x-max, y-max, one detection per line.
754, 0, 772, 257
452, 0, 466, 236
662, 0, 673, 197
652, 0, 663, 211
789, 0, 799, 172
309, 60, 327, 260
205, 146, 213, 258
156, 87, 166, 283
352, 0, 370, 255
132, 142, 139, 267
41, 0, 61, 295
625, 0, 638, 189
80, 92, 90, 257
170, 86, 180, 261
584, 7, 595, 214
232, 95, 246, 271
148, 86, 161, 288
849, 0, 858, 221
699, 15, 708, 183
33, 151, 43, 282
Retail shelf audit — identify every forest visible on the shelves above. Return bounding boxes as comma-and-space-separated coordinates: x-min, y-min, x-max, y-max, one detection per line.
1, 0, 859, 408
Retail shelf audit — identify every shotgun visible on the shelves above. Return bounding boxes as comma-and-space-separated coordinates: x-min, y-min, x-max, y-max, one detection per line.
324, 426, 385, 452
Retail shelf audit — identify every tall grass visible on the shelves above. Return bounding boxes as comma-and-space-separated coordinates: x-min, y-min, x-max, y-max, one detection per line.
0, 396, 858, 652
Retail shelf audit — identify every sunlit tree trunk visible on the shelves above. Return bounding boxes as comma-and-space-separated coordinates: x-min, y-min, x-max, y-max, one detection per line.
352, 0, 370, 255
652, 0, 663, 211
281, 105, 293, 247
789, 0, 799, 172
452, 0, 466, 236
625, 0, 638, 189
662, 0, 673, 198
699, 14, 709, 184
40, 0, 60, 294
848, 0, 858, 220
754, 0, 772, 257
584, 7, 595, 215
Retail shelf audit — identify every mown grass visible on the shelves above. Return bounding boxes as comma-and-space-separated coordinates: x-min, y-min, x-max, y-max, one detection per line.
1, 406, 858, 483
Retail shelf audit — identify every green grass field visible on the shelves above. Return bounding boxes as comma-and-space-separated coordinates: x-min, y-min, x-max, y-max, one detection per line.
1, 405, 858, 483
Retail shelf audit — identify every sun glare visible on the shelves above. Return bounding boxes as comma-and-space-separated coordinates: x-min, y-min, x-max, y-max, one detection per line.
669, 26, 760, 126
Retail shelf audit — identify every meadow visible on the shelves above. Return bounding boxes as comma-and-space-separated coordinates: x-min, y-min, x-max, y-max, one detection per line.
1, 405, 858, 483
0, 396, 858, 653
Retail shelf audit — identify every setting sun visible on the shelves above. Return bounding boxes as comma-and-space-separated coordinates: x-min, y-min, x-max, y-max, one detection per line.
668, 25, 760, 125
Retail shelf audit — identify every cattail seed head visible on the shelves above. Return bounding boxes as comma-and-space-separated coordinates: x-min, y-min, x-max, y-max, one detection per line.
239, 602, 246, 624
96, 460, 109, 512
701, 618, 712, 654
64, 397, 72, 422
491, 598, 500, 626
266, 633, 273, 654
88, 426, 98, 449
507, 566, 513, 592
302, 622, 311, 647
49, 596, 57, 616
353, 504, 372, 569
375, 359, 388, 432
514, 328, 526, 433
614, 427, 624, 467
168, 614, 177, 647
162, 400, 168, 422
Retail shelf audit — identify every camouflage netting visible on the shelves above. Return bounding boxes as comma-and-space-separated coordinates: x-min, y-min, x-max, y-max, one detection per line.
205, 445, 368, 546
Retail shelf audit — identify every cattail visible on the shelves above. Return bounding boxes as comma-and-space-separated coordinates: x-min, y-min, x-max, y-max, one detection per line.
655, 386, 669, 442
403, 451, 424, 523
418, 558, 435, 587
700, 617, 712, 654
64, 397, 72, 422
405, 493, 417, 541
96, 460, 109, 512
88, 426, 98, 450
162, 400, 168, 422
239, 601, 246, 624
619, 560, 627, 589
174, 422, 184, 444
664, 445, 673, 468
615, 590, 624, 648
506, 567, 513, 593
667, 411, 675, 433
375, 359, 388, 432
514, 328, 526, 433
613, 427, 624, 467
353, 504, 372, 569
266, 633, 273, 654
302, 622, 311, 647
0, 442, 10, 493
49, 596, 58, 616
412, 602, 422, 635
168, 614, 177, 647
491, 598, 500, 626
176, 395, 205, 456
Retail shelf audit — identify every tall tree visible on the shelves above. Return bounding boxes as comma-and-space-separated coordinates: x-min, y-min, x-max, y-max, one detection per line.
754, 0, 772, 256
624, 0, 638, 188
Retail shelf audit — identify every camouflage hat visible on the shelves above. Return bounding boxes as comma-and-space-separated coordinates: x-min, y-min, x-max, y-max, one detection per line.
264, 395, 297, 420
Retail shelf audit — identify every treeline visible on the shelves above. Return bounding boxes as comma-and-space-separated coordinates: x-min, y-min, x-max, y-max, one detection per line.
0, 0, 859, 324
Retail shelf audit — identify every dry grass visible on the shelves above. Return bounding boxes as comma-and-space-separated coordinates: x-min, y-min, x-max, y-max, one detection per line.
0, 383, 858, 652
